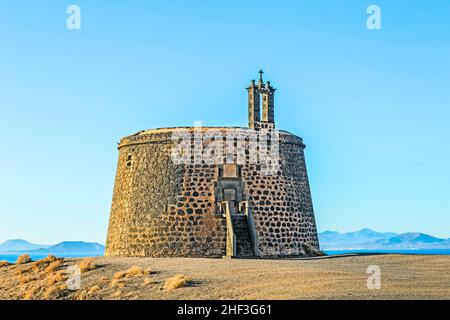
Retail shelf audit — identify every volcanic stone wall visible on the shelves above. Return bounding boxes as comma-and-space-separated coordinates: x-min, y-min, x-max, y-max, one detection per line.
105, 127, 319, 258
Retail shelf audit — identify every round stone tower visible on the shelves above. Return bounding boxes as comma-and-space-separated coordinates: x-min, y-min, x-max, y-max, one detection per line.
105, 71, 320, 258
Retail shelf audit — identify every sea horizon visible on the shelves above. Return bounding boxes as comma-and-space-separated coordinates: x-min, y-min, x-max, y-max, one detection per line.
323, 249, 450, 256
0, 253, 103, 263
1, 249, 450, 263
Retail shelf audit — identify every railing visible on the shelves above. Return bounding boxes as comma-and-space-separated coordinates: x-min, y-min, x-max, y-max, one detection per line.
220, 201, 236, 258
239, 200, 258, 256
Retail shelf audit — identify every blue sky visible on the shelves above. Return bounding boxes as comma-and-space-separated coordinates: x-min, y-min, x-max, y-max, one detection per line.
0, 0, 449, 244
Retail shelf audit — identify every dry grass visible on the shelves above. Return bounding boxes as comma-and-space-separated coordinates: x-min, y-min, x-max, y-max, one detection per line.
112, 270, 127, 280
7, 255, 69, 299
16, 254, 32, 265
47, 271, 67, 286
37, 255, 58, 264
125, 266, 149, 276
125, 291, 138, 298
43, 285, 63, 300
30, 256, 64, 274
110, 279, 126, 288
78, 258, 97, 273
0, 260, 11, 267
33, 255, 58, 268
43, 255, 58, 262
110, 266, 152, 288
113, 266, 151, 280
31, 262, 42, 272
18, 274, 37, 284
164, 274, 190, 290
44, 260, 64, 273
23, 287, 37, 300
43, 283, 67, 299
43, 286, 58, 299
0, 255, 449, 300
88, 285, 101, 294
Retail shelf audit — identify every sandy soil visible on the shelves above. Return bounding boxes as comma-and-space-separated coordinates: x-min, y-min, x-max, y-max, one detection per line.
0, 254, 449, 300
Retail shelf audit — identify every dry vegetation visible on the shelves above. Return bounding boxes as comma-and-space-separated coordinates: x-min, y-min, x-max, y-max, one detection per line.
23, 287, 36, 300
89, 285, 100, 294
164, 274, 190, 290
47, 271, 67, 286
110, 266, 153, 291
0, 255, 75, 300
78, 258, 97, 273
113, 266, 151, 280
44, 260, 64, 273
16, 254, 32, 265
143, 277, 153, 286
0, 254, 449, 300
0, 261, 10, 267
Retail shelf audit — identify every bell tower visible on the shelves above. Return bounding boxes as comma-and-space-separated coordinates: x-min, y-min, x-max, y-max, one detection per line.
247, 69, 276, 129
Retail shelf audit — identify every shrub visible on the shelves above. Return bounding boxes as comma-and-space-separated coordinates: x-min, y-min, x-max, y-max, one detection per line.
112, 270, 127, 280
112, 290, 122, 298
16, 254, 32, 264
23, 287, 36, 300
33, 255, 60, 269
89, 285, 100, 294
126, 266, 151, 276
77, 258, 97, 273
0, 260, 10, 267
31, 262, 42, 272
19, 275, 37, 284
164, 274, 190, 290
126, 266, 144, 276
43, 255, 58, 262
45, 260, 64, 273
113, 266, 151, 280
43, 286, 59, 300
47, 271, 67, 286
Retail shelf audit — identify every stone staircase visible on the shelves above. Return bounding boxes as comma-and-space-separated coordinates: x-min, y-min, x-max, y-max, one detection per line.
231, 214, 254, 257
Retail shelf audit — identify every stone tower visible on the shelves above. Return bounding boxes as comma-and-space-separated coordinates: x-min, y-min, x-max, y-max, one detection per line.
105, 70, 320, 258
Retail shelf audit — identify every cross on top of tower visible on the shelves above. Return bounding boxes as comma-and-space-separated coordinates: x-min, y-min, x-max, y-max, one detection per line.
258, 69, 264, 84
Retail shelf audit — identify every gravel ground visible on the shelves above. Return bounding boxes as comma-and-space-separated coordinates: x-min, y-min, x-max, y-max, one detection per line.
0, 254, 449, 300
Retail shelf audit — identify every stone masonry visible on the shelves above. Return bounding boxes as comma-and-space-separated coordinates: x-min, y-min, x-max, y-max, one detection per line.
105, 71, 320, 258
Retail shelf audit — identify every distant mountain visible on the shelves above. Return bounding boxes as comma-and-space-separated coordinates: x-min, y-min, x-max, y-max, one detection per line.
318, 228, 398, 249
26, 241, 105, 254
0, 239, 51, 252
0, 240, 104, 255
319, 229, 450, 250
376, 233, 446, 246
